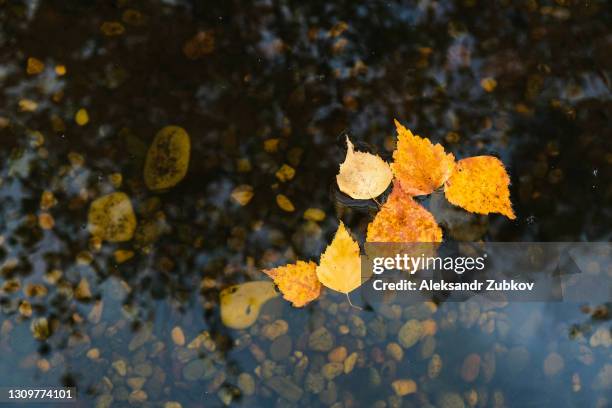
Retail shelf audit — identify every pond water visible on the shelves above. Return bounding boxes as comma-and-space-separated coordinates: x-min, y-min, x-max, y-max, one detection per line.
0, 1, 610, 407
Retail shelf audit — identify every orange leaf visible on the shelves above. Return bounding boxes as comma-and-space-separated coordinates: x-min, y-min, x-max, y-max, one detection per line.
391, 119, 455, 196
264, 261, 321, 307
444, 156, 515, 219
367, 183, 443, 242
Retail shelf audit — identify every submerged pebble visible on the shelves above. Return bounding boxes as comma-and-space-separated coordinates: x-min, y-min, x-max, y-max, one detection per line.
308, 327, 335, 351
398, 319, 422, 348
391, 379, 417, 396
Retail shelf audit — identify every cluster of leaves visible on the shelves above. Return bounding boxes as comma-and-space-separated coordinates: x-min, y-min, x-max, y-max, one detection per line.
265, 119, 514, 307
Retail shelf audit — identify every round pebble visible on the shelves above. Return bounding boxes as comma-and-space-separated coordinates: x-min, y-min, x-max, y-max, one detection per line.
398, 320, 422, 348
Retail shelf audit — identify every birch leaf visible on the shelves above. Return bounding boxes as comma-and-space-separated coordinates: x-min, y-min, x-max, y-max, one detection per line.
264, 261, 321, 307
366, 183, 442, 243
391, 119, 455, 196
316, 222, 362, 294
336, 137, 392, 199
444, 156, 515, 219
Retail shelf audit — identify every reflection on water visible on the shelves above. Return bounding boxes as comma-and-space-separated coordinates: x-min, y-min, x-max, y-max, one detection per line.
0, 0, 610, 407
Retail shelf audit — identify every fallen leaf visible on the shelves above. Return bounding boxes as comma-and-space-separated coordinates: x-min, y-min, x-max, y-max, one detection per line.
144, 126, 191, 191
276, 194, 295, 212
88, 192, 137, 242
264, 260, 321, 307
444, 156, 515, 219
220, 281, 279, 329
391, 119, 455, 196
336, 136, 392, 199
366, 183, 442, 242
316, 222, 362, 294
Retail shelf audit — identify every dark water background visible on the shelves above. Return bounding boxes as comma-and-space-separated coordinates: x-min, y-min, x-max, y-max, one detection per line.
0, 1, 610, 407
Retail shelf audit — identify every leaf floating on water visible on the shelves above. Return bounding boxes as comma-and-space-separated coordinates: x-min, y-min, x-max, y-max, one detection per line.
316, 222, 362, 294
220, 281, 279, 329
391, 119, 455, 196
264, 260, 321, 307
231, 185, 254, 206
366, 183, 442, 243
444, 156, 515, 219
144, 126, 191, 191
88, 192, 137, 242
276, 194, 295, 212
336, 137, 392, 199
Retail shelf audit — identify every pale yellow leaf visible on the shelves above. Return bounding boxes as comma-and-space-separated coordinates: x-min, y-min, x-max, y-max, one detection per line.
336, 137, 392, 199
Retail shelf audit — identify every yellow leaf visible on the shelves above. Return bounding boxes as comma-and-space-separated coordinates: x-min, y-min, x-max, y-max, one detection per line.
264, 260, 321, 307
220, 281, 279, 329
88, 192, 137, 242
144, 126, 190, 190
367, 183, 442, 242
391, 119, 455, 196
231, 185, 254, 206
444, 156, 515, 219
276, 194, 295, 212
336, 136, 392, 199
316, 222, 362, 294
275, 164, 295, 182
